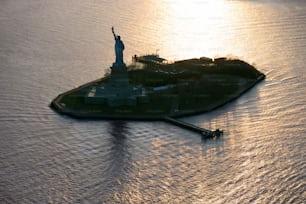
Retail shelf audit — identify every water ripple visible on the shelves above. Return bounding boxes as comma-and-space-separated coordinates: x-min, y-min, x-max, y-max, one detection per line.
1, 0, 306, 203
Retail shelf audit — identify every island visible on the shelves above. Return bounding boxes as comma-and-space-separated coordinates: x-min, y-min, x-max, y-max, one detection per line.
50, 28, 265, 137
51, 55, 265, 119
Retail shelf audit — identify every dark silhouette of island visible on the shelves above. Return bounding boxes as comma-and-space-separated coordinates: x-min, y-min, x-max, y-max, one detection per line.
51, 55, 265, 118
50, 29, 265, 136
51, 27, 265, 139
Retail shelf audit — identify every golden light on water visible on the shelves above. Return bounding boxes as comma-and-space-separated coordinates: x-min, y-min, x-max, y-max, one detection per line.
124, 0, 260, 63
157, 0, 232, 59
168, 0, 228, 21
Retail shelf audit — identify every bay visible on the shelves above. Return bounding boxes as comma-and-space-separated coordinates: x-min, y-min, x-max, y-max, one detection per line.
0, 0, 305, 203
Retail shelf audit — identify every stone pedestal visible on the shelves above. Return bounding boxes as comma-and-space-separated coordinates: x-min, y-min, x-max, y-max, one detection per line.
85, 63, 149, 107
109, 63, 129, 87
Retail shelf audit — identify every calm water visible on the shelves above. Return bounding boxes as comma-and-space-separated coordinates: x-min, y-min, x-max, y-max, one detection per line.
1, 0, 305, 203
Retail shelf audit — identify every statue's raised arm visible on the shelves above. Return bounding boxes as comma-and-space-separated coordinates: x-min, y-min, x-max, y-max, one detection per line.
112, 26, 117, 40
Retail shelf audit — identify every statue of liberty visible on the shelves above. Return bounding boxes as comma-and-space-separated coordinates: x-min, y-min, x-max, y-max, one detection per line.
112, 27, 125, 66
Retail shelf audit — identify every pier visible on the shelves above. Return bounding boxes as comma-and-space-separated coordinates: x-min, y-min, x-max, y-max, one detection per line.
164, 117, 223, 138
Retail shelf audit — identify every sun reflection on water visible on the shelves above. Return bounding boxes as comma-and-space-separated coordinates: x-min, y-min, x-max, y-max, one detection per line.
157, 0, 232, 59
127, 0, 277, 64
123, 0, 261, 63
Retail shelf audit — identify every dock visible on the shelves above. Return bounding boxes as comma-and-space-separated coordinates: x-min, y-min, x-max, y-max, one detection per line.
164, 117, 223, 138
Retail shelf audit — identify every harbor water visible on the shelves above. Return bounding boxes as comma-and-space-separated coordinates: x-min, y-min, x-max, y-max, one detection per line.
0, 0, 305, 203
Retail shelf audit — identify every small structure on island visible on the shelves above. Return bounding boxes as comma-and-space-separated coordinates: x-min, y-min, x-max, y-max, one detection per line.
85, 27, 149, 107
